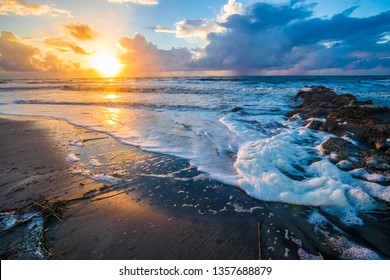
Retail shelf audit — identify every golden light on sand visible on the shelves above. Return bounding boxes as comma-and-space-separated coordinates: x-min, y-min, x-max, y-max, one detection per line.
90, 53, 122, 77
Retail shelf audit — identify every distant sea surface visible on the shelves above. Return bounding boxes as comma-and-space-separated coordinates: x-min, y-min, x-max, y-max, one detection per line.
0, 76, 389, 246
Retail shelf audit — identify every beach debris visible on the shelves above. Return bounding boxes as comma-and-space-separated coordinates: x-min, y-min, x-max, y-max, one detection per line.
69, 139, 84, 147
33, 199, 65, 221
0, 199, 66, 258
258, 222, 262, 260
82, 136, 109, 143
33, 199, 65, 255
69, 136, 109, 147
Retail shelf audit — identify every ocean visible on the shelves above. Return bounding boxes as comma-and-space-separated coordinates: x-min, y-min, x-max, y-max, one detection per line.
0, 76, 389, 259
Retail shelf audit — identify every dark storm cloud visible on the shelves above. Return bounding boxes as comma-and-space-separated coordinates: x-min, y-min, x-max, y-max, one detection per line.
192, 1, 390, 74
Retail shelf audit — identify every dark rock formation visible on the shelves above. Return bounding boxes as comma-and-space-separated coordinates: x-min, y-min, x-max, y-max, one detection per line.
303, 119, 323, 130
320, 118, 339, 132
287, 86, 390, 182
288, 86, 390, 152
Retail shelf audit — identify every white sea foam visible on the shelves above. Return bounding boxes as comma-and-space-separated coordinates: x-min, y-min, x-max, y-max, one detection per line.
349, 168, 367, 177
307, 210, 328, 227
89, 158, 101, 166
329, 236, 382, 260
92, 174, 120, 185
359, 181, 390, 202
362, 173, 386, 183
291, 237, 302, 247
298, 248, 324, 260
0, 212, 40, 231
307, 210, 382, 259
235, 129, 352, 207
300, 87, 312, 92
226, 202, 263, 213
66, 153, 80, 162
336, 160, 352, 169
349, 169, 387, 183
71, 167, 92, 176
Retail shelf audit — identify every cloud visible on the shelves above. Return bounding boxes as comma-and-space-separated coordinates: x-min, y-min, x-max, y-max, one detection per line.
151, 0, 247, 45
107, 0, 158, 5
153, 0, 244, 43
0, 31, 85, 74
192, 2, 390, 74
40, 52, 80, 72
156, 19, 222, 42
218, 0, 245, 22
152, 26, 176, 33
0, 31, 41, 71
0, 0, 71, 17
117, 33, 192, 75
43, 37, 88, 55
64, 23, 99, 41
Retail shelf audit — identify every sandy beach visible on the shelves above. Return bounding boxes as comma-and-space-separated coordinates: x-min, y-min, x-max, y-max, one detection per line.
0, 115, 268, 259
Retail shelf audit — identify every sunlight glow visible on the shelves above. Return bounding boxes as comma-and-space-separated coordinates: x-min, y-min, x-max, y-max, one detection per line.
90, 53, 122, 77
106, 94, 118, 100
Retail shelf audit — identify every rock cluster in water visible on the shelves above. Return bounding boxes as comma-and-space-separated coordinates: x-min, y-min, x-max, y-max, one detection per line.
287, 86, 390, 181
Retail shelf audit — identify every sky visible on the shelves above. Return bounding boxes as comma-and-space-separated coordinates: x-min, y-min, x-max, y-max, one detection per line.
0, 0, 389, 77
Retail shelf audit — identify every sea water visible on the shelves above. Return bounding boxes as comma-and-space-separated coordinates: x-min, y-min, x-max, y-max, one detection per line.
0, 76, 389, 229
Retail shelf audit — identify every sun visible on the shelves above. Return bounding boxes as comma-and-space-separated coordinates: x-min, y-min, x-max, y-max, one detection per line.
90, 53, 122, 77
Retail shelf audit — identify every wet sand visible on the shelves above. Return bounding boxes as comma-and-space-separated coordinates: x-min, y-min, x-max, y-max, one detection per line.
0, 115, 389, 260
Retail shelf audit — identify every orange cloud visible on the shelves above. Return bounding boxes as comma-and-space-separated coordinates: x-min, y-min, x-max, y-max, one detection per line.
0, 31, 41, 71
0, 31, 93, 76
40, 52, 80, 72
0, 0, 71, 17
64, 23, 99, 41
43, 37, 88, 55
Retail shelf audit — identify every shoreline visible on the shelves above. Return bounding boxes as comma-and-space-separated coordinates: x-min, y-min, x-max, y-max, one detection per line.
0, 115, 266, 259
0, 114, 389, 260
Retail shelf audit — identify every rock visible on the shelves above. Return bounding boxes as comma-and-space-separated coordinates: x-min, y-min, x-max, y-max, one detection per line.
287, 86, 390, 149
303, 119, 323, 130
318, 102, 337, 109
328, 105, 390, 124
287, 86, 390, 178
375, 139, 389, 152
331, 94, 356, 107
231, 107, 243, 112
364, 119, 377, 126
320, 119, 339, 132
292, 86, 337, 107
307, 108, 331, 118
320, 137, 358, 155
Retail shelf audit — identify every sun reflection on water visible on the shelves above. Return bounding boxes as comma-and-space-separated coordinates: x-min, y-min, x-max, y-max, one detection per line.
104, 107, 124, 126
106, 93, 119, 100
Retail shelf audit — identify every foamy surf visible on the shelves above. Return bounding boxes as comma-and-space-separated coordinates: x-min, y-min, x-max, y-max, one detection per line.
0, 77, 389, 231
